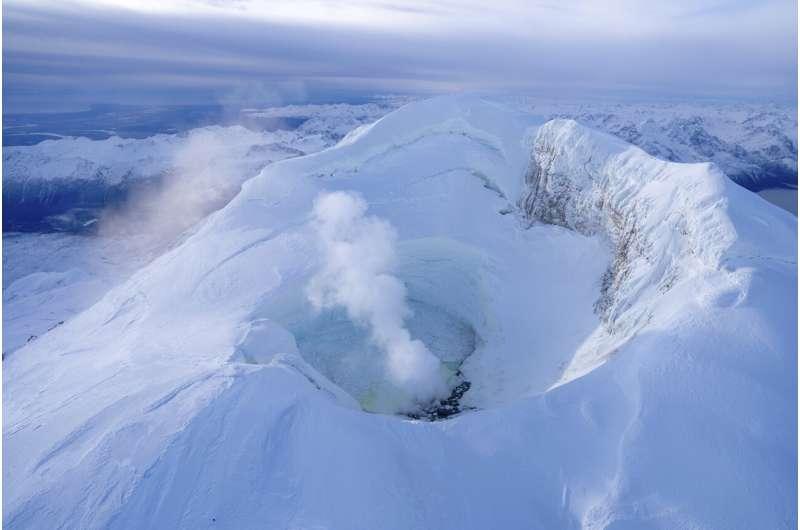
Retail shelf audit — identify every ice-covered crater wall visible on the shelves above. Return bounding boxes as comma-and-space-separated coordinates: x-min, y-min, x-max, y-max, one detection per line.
520, 118, 794, 384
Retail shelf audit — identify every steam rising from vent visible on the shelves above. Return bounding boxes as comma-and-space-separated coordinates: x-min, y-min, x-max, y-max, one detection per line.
98, 129, 243, 252
307, 191, 447, 408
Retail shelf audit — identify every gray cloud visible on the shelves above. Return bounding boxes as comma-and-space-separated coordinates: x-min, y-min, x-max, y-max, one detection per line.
3, 0, 796, 112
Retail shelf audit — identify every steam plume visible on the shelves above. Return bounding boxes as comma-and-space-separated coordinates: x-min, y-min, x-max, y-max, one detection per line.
98, 128, 244, 253
307, 191, 447, 407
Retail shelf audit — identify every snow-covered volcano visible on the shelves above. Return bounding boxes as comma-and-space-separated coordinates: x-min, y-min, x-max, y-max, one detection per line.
3, 96, 796, 529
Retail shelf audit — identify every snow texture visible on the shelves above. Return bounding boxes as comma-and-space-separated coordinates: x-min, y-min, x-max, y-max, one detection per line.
3, 95, 796, 529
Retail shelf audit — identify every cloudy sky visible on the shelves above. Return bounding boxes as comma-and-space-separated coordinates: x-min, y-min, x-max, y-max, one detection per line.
3, 0, 797, 112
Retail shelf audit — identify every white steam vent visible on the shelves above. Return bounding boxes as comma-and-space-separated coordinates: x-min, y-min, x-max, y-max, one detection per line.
306, 191, 449, 410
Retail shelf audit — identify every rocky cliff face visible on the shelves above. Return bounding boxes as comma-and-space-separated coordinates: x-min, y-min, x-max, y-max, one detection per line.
519, 119, 794, 371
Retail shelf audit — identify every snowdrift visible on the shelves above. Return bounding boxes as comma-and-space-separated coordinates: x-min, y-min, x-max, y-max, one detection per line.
3, 96, 796, 529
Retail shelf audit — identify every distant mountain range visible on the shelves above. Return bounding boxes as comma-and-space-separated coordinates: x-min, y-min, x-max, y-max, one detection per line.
510, 98, 797, 191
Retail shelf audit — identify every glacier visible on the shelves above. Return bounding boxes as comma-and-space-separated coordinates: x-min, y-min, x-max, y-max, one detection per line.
3, 96, 797, 529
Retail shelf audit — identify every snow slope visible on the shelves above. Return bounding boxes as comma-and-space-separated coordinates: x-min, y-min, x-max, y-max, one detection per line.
3, 96, 796, 529
2, 233, 150, 355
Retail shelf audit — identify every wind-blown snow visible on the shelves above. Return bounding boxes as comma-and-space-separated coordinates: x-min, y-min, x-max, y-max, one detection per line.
3, 95, 796, 529
307, 191, 447, 410
2, 102, 403, 233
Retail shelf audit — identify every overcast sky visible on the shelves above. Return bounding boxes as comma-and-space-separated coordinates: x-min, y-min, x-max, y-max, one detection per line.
3, 0, 797, 112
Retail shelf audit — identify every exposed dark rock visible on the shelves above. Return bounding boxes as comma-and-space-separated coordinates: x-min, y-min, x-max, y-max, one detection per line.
407, 375, 474, 421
